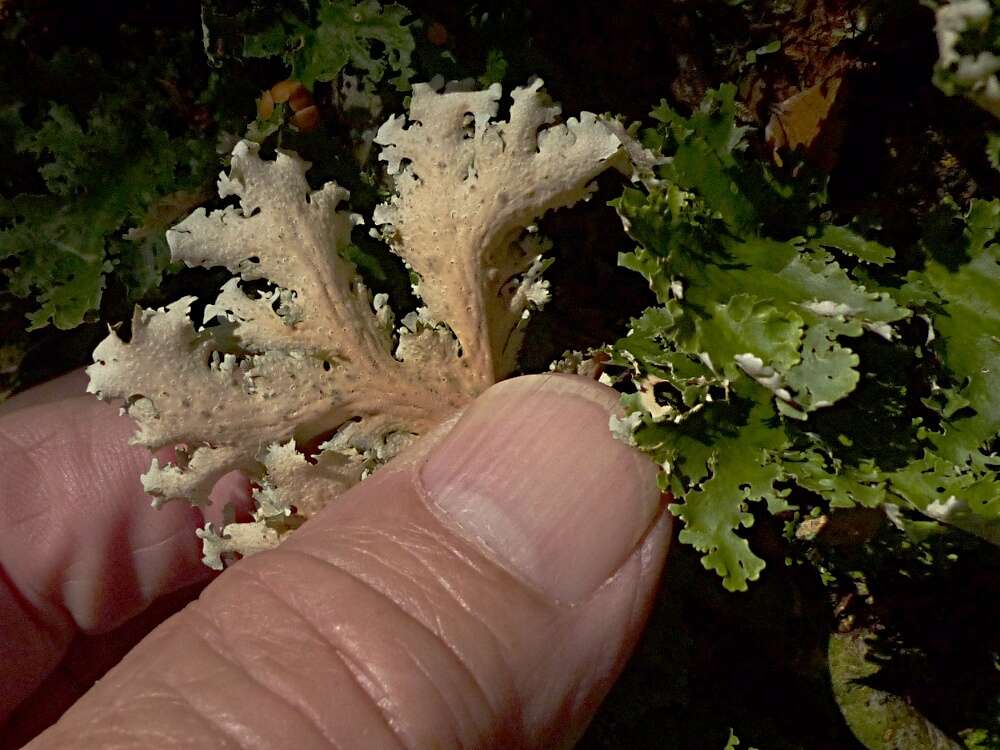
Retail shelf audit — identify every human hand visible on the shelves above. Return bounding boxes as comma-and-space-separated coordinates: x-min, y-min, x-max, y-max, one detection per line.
1, 371, 670, 749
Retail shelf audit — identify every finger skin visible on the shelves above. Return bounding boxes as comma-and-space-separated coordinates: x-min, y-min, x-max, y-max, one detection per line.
0, 582, 206, 750
0, 371, 248, 724
26, 375, 671, 750
0, 369, 90, 418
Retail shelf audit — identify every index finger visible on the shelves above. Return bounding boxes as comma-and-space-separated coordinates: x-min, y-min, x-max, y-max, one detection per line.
0, 370, 248, 722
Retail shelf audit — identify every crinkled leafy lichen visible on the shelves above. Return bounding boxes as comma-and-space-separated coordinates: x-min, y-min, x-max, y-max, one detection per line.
88, 79, 626, 568
602, 85, 1000, 592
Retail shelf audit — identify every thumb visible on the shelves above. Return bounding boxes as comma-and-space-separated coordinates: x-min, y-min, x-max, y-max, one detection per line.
27, 374, 670, 749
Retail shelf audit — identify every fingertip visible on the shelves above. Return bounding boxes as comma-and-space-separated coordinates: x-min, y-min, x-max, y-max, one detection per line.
419, 373, 662, 604
0, 376, 251, 722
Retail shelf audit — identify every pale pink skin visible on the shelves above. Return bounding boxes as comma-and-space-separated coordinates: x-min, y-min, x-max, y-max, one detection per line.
0, 371, 670, 749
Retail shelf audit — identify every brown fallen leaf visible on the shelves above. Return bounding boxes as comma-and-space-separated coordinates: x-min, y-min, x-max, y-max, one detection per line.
765, 75, 847, 171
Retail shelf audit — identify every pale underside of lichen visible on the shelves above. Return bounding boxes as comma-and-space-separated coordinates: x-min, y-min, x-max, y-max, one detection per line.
936, 0, 1000, 118
87, 78, 627, 568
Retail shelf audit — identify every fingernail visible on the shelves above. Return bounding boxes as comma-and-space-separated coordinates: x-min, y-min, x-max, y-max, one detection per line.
419, 373, 661, 603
